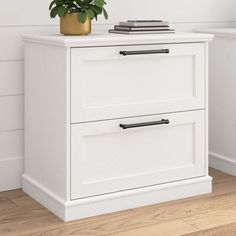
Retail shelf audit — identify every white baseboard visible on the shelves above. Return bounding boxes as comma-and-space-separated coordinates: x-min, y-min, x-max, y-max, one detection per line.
0, 157, 23, 191
209, 152, 236, 176
23, 174, 212, 222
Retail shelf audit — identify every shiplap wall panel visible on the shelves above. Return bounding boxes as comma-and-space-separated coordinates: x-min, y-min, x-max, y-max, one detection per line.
0, 0, 55, 26
0, 157, 23, 191
0, 61, 24, 96
0, 130, 23, 160
0, 28, 24, 61
0, 96, 23, 132
166, 22, 236, 32
0, 26, 58, 61
1, 0, 236, 26
105, 0, 236, 23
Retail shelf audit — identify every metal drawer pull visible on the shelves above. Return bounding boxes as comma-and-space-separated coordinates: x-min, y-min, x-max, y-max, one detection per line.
120, 49, 170, 56
120, 119, 170, 130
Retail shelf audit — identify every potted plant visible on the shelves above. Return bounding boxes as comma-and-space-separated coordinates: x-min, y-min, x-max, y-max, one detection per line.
49, 0, 108, 35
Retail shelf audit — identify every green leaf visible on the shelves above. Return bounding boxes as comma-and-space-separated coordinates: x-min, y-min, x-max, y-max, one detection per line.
79, 11, 88, 23
65, 6, 74, 13
94, 0, 104, 7
84, 0, 93, 3
103, 8, 108, 19
65, 0, 79, 9
49, 0, 57, 10
58, 6, 67, 17
90, 5, 101, 14
50, 6, 59, 18
75, 0, 84, 6
85, 8, 95, 19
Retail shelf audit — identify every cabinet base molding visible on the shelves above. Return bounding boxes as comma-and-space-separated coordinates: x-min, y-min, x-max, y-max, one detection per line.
23, 174, 212, 222
209, 152, 236, 176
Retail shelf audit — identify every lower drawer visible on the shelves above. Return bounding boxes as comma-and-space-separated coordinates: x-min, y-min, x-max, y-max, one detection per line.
71, 110, 206, 200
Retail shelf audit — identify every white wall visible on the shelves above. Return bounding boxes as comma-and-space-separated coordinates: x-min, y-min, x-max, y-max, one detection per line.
1, 0, 236, 192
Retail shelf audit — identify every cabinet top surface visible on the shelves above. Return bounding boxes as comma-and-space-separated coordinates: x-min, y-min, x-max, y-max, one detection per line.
197, 28, 236, 38
22, 32, 213, 47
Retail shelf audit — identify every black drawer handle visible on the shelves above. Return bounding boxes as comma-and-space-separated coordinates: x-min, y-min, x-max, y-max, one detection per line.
120, 49, 170, 56
120, 119, 170, 130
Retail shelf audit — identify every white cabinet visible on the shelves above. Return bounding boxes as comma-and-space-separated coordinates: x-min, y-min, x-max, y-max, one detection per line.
23, 32, 213, 221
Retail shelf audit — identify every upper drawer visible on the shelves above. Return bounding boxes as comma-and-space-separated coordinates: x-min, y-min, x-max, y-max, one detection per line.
71, 43, 205, 123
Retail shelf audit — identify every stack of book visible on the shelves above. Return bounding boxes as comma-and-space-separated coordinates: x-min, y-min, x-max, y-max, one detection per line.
109, 20, 175, 35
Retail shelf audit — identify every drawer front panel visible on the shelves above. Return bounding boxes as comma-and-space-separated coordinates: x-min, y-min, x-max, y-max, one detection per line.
71, 110, 205, 200
71, 43, 205, 123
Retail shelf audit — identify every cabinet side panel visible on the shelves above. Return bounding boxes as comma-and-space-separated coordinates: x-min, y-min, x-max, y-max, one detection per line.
24, 42, 70, 200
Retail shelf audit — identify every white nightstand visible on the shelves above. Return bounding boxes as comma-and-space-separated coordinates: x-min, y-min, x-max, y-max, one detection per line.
23, 32, 213, 221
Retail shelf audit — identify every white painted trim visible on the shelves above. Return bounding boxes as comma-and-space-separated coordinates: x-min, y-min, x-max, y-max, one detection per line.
209, 152, 236, 176
0, 157, 23, 191
23, 174, 212, 222
22, 174, 66, 219
22, 32, 214, 48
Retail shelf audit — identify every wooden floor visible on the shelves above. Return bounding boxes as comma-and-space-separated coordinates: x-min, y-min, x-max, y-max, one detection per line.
1, 169, 236, 236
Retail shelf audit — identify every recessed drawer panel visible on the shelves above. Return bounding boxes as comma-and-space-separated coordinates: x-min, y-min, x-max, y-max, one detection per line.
71, 110, 205, 200
71, 43, 205, 123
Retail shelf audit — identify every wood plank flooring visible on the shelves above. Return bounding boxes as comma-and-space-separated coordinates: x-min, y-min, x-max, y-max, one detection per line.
1, 168, 236, 236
